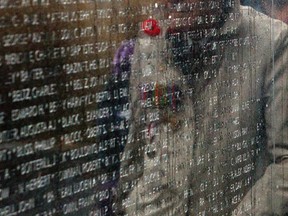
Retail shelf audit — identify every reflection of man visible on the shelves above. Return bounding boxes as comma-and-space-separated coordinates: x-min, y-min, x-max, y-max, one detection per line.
262, 1, 288, 24
115, 0, 288, 215
241, 0, 288, 24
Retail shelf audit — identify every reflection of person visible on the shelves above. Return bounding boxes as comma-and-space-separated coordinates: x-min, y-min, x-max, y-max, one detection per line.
241, 0, 288, 24
262, 1, 288, 24
114, 0, 288, 215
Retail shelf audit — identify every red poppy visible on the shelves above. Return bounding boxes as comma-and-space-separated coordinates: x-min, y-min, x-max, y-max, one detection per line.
142, 19, 161, 37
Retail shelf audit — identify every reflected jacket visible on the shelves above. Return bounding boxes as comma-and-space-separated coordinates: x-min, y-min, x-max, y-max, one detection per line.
115, 4, 288, 216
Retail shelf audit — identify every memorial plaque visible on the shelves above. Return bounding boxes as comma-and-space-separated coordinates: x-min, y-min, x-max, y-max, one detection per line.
0, 0, 288, 215
0, 0, 140, 215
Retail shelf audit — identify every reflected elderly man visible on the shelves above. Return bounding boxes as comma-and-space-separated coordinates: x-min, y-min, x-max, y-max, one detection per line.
114, 0, 288, 215
241, 0, 288, 23
262, 0, 288, 24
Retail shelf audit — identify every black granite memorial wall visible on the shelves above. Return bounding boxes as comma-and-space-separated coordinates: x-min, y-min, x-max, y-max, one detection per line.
0, 0, 287, 215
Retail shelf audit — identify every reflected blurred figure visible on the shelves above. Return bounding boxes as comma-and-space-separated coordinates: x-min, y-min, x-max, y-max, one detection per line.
262, 0, 288, 24
114, 0, 288, 215
241, 0, 288, 23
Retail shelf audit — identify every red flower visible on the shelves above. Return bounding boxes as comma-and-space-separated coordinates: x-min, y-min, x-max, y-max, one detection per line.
142, 19, 161, 37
